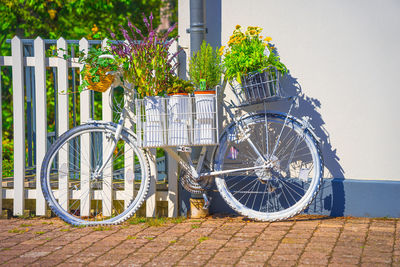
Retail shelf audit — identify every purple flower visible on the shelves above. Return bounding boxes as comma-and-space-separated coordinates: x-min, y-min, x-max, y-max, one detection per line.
143, 14, 150, 28
108, 29, 116, 39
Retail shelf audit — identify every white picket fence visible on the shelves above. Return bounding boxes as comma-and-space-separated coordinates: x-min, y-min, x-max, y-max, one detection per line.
0, 36, 178, 217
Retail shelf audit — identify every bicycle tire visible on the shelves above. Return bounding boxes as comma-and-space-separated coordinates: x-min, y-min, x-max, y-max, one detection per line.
40, 122, 150, 226
214, 112, 323, 221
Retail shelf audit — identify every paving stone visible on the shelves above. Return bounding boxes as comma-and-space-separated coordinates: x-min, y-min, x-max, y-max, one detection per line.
0, 216, 399, 266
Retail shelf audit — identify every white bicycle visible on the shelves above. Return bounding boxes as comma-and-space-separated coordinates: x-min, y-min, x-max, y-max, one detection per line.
40, 68, 323, 226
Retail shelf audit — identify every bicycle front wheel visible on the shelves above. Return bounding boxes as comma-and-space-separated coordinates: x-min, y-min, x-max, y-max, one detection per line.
41, 122, 150, 226
214, 112, 323, 221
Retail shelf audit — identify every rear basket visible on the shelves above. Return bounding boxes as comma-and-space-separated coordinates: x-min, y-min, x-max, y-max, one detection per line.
135, 94, 219, 148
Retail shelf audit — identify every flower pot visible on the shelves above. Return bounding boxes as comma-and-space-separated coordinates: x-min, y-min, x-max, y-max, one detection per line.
143, 96, 165, 147
167, 93, 191, 146
83, 66, 114, 93
194, 90, 216, 145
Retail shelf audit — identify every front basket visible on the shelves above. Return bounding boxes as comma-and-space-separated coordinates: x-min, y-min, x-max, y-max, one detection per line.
231, 68, 283, 106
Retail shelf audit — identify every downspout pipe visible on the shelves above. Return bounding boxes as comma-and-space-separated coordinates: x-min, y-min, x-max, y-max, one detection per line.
186, 0, 209, 208
187, 0, 207, 56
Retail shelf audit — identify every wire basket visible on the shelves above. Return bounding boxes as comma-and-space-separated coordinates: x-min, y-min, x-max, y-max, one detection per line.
135, 93, 218, 148
231, 67, 283, 106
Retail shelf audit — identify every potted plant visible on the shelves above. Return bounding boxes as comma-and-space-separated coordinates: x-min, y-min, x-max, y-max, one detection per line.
166, 77, 195, 145
109, 13, 179, 147
78, 47, 121, 93
56, 46, 121, 93
221, 25, 288, 103
189, 41, 222, 144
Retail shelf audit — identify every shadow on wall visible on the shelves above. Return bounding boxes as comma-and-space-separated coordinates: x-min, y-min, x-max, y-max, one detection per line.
204, 72, 347, 218
279, 74, 346, 216
179, 0, 346, 217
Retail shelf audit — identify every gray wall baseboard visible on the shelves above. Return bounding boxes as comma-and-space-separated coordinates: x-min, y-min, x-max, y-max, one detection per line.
180, 178, 400, 218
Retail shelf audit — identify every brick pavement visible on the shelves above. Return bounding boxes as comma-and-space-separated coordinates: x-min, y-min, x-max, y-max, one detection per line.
0, 215, 398, 266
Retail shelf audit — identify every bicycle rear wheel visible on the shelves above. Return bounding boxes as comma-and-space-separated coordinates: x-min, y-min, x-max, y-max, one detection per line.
214, 112, 323, 221
41, 122, 150, 226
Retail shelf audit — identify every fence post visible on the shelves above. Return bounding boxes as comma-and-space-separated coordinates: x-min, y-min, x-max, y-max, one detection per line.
57, 38, 69, 211
146, 149, 157, 217
168, 40, 179, 217
0, 66, 2, 213
123, 84, 135, 210
12, 36, 25, 216
101, 38, 113, 216
34, 37, 47, 216
79, 38, 91, 216
167, 153, 178, 217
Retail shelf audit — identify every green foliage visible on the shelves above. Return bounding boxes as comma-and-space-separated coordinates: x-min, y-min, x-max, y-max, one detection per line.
0, 0, 166, 46
8, 228, 29, 233
189, 41, 223, 90
0, 0, 176, 178
93, 225, 112, 231
166, 76, 195, 95
198, 236, 209, 242
222, 25, 287, 83
127, 216, 186, 226
2, 137, 13, 177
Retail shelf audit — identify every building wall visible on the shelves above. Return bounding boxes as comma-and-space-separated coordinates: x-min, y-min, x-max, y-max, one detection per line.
178, 0, 400, 181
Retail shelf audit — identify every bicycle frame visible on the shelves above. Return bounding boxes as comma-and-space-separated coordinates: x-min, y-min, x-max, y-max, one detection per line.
93, 78, 299, 182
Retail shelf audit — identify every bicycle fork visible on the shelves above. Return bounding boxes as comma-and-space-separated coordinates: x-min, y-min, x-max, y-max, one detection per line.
92, 114, 126, 178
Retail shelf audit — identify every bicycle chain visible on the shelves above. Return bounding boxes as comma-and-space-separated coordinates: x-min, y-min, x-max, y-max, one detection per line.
179, 160, 214, 194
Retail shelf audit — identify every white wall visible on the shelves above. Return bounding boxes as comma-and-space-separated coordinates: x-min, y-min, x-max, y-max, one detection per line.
179, 0, 400, 181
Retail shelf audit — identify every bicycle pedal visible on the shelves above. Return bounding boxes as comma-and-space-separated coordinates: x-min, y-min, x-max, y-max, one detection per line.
177, 146, 192, 153
202, 193, 211, 209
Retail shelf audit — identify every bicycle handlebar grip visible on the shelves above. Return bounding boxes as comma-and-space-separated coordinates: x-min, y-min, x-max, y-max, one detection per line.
98, 54, 115, 59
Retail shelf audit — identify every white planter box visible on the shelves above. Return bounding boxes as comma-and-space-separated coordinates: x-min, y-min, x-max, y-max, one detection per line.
194, 92, 216, 145
143, 96, 165, 147
167, 94, 191, 146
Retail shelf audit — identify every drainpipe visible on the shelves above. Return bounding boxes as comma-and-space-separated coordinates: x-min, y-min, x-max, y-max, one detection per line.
187, 0, 207, 56
186, 0, 209, 218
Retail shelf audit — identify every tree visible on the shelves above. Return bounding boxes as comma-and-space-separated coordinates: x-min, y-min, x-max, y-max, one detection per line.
0, 0, 176, 176
0, 0, 167, 47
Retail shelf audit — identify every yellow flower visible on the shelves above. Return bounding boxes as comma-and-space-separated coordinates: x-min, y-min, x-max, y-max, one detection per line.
219, 46, 225, 56
264, 36, 272, 42
249, 30, 256, 35
235, 25, 241, 29
48, 9, 57, 20
91, 24, 99, 34
259, 36, 263, 39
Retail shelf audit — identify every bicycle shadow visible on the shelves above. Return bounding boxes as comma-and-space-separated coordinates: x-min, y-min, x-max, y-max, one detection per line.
278, 74, 345, 217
